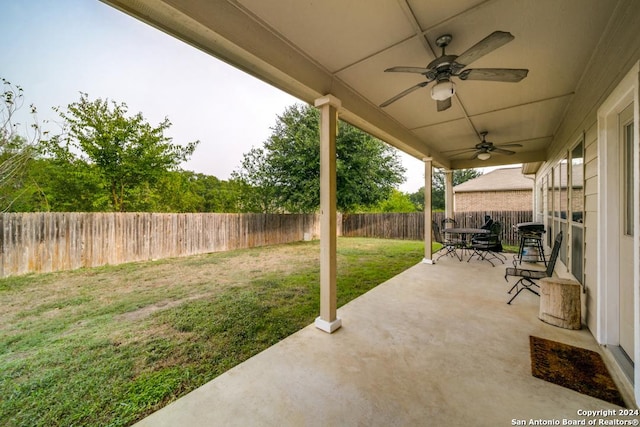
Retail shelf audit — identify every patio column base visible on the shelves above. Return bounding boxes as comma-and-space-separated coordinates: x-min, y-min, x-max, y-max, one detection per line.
315, 316, 342, 333
422, 257, 435, 264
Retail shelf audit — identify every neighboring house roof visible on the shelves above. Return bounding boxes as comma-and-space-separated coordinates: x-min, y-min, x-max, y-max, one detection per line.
454, 167, 533, 193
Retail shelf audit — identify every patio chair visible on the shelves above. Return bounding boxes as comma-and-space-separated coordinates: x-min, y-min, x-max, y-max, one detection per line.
467, 221, 505, 266
480, 215, 494, 230
442, 217, 465, 252
470, 215, 495, 244
433, 221, 462, 261
442, 217, 457, 229
504, 231, 563, 304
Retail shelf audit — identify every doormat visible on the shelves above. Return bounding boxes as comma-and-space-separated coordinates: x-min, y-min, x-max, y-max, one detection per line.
529, 335, 625, 407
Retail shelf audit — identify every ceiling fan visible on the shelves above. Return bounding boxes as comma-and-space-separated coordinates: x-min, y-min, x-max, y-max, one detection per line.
379, 31, 529, 112
444, 131, 523, 160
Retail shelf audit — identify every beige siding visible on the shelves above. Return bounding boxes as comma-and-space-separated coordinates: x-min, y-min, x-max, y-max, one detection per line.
533, 0, 640, 338
454, 190, 532, 212
549, 0, 640, 161
583, 122, 598, 332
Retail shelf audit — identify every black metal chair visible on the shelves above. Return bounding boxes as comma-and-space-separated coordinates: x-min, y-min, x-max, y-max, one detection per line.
442, 217, 465, 252
433, 221, 462, 261
469, 215, 493, 243
479, 215, 493, 231
442, 217, 457, 229
504, 231, 563, 304
467, 221, 505, 266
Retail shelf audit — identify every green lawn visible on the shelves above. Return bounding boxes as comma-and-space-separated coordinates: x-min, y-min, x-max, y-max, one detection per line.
0, 237, 428, 427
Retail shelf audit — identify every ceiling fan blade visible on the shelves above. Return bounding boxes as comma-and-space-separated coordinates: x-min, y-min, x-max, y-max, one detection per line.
447, 149, 477, 159
380, 82, 429, 107
384, 66, 432, 74
441, 147, 477, 154
436, 97, 451, 112
455, 31, 515, 66
495, 143, 524, 148
491, 147, 516, 155
459, 68, 529, 82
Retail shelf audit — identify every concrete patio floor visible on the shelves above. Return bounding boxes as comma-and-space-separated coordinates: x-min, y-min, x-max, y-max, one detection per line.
135, 253, 636, 427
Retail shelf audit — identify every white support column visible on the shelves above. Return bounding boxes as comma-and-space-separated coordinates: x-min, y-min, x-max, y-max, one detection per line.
444, 169, 454, 220
422, 158, 434, 264
314, 94, 342, 334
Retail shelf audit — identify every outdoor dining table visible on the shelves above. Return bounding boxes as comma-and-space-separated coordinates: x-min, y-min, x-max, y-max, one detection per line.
443, 227, 490, 260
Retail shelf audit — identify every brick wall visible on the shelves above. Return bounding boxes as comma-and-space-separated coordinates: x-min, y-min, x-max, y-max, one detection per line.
454, 190, 532, 212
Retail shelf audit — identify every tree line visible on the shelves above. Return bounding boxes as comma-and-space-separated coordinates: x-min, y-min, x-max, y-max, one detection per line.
1, 79, 479, 214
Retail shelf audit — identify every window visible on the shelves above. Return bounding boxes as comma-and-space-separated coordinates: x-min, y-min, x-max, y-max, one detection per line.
623, 119, 634, 236
546, 173, 553, 246
570, 141, 584, 283
554, 159, 567, 265
553, 164, 561, 218
559, 159, 568, 220
537, 180, 544, 223
571, 142, 584, 223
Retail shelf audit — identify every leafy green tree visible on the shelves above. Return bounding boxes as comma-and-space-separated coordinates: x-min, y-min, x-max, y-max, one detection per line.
408, 187, 425, 211
357, 189, 417, 213
233, 147, 282, 213
47, 93, 198, 212
409, 168, 483, 211
187, 173, 242, 213
233, 104, 405, 213
378, 190, 418, 212
4, 155, 105, 212
1, 78, 44, 212
35, 158, 104, 211
154, 172, 242, 213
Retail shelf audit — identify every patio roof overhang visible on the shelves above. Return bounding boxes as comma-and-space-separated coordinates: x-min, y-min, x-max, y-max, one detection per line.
100, 0, 620, 171
100, 0, 628, 333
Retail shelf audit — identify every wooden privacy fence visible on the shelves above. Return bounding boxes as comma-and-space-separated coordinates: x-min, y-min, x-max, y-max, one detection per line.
1, 210, 532, 278
341, 210, 533, 246
0, 213, 321, 278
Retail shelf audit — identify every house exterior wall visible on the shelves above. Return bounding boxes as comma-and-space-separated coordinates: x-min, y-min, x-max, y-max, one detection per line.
583, 123, 598, 333
531, 0, 640, 402
536, 2, 640, 308
454, 190, 532, 212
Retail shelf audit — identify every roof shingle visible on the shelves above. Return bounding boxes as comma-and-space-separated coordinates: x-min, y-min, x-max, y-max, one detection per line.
454, 167, 533, 192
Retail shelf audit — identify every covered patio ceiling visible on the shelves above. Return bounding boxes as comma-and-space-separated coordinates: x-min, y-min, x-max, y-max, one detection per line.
102, 0, 619, 170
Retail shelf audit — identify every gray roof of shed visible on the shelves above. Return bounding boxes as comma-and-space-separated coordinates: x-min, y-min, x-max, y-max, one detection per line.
454, 167, 533, 193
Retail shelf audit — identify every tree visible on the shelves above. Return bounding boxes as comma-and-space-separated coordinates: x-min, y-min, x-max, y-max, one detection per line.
47, 93, 198, 211
155, 172, 243, 213
23, 157, 103, 212
0, 78, 44, 212
232, 146, 282, 213
357, 189, 417, 213
409, 168, 483, 211
233, 104, 406, 213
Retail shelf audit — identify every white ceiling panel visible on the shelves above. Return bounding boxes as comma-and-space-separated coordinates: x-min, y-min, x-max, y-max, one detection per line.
104, 0, 623, 169
237, 0, 415, 73
337, 37, 434, 109
407, 0, 491, 31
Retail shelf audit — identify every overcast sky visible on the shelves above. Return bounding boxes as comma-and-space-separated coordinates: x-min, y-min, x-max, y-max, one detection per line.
1, 0, 427, 192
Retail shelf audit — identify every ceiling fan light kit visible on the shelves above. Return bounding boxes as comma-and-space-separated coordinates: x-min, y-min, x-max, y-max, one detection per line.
477, 152, 491, 160
431, 80, 455, 101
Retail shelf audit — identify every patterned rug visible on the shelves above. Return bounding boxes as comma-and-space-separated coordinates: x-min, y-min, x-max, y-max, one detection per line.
529, 335, 625, 407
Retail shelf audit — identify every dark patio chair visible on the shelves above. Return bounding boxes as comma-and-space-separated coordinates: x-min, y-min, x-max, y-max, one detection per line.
442, 217, 457, 229
467, 221, 505, 266
442, 217, 465, 251
468, 215, 492, 242
480, 215, 493, 230
433, 221, 462, 261
504, 231, 563, 304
